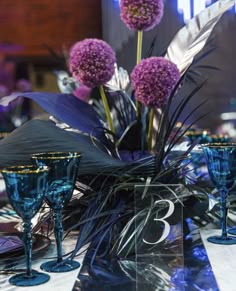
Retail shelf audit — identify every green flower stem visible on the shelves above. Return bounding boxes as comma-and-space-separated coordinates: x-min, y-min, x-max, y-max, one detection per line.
136, 30, 143, 118
148, 108, 154, 150
136, 30, 143, 65
99, 85, 115, 134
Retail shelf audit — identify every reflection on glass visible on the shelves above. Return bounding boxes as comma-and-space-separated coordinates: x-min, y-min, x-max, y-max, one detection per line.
201, 143, 236, 244
31, 152, 81, 272
1, 165, 50, 286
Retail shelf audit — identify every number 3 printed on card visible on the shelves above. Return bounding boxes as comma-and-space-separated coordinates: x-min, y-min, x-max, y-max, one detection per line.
143, 200, 175, 245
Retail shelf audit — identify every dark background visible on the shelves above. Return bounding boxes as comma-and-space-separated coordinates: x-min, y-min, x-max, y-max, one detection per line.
0, 0, 236, 132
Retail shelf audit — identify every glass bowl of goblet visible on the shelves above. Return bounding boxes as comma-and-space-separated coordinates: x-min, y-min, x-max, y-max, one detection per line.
1, 165, 50, 286
31, 152, 81, 272
201, 143, 236, 244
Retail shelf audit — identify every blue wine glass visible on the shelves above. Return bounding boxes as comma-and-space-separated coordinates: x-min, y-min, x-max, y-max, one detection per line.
1, 165, 50, 286
201, 143, 236, 244
31, 152, 81, 272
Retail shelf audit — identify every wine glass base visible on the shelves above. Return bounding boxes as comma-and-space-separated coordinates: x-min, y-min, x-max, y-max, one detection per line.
227, 228, 236, 235
207, 235, 236, 245
40, 259, 80, 273
9, 270, 50, 286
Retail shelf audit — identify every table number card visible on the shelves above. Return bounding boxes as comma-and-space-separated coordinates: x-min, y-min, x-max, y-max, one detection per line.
134, 184, 184, 291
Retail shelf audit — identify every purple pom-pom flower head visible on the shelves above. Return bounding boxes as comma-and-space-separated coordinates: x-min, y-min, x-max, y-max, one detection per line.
120, 0, 164, 31
131, 57, 180, 108
73, 85, 92, 103
69, 39, 116, 88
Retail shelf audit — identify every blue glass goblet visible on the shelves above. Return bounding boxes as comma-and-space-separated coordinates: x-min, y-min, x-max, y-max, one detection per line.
31, 152, 81, 272
1, 165, 50, 286
201, 143, 236, 244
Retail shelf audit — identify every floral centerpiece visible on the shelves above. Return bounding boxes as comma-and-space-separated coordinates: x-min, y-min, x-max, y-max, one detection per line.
0, 0, 234, 289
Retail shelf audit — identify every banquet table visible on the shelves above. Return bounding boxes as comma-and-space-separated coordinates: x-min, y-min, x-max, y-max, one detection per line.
72, 228, 236, 291
0, 218, 234, 290
1, 186, 236, 290
0, 231, 87, 291
200, 229, 236, 291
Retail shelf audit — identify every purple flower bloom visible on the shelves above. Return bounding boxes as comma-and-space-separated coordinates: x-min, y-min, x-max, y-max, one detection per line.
131, 57, 180, 107
120, 0, 164, 31
73, 85, 92, 103
0, 84, 8, 97
69, 39, 116, 88
16, 79, 32, 92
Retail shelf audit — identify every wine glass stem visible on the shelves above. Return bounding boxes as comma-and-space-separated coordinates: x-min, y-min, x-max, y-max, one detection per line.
23, 219, 32, 277
53, 208, 63, 263
220, 189, 228, 239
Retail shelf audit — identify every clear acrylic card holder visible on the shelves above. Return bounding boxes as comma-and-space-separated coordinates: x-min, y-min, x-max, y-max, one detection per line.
134, 184, 184, 290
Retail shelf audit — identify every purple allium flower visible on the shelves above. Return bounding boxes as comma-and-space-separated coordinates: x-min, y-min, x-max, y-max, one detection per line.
120, 0, 164, 31
73, 85, 92, 103
0, 84, 8, 97
69, 39, 116, 88
131, 57, 180, 107
16, 79, 32, 92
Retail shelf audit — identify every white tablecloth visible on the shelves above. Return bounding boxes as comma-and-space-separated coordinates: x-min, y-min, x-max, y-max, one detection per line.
0, 234, 87, 291
200, 229, 236, 291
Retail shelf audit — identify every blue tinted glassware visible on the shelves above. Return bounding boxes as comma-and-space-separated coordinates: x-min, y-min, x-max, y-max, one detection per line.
1, 165, 50, 286
201, 143, 236, 244
31, 152, 81, 272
